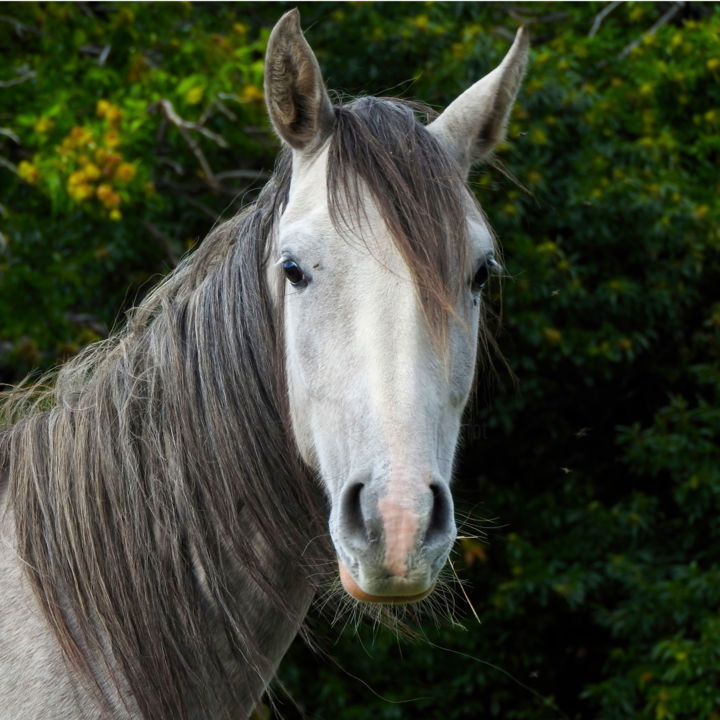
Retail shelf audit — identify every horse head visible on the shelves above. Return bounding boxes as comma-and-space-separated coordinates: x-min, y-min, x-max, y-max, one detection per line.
264, 10, 528, 603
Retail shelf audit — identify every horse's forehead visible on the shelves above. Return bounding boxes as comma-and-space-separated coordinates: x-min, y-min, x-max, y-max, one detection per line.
467, 210, 495, 256
280, 147, 388, 248
283, 146, 331, 219
279, 208, 400, 275
279, 141, 492, 262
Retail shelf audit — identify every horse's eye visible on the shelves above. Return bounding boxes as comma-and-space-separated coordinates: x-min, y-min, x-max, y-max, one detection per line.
471, 261, 490, 292
282, 260, 308, 287
471, 254, 500, 293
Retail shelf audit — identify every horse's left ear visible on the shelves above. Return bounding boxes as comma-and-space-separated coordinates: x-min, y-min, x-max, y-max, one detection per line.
428, 28, 530, 175
264, 9, 335, 153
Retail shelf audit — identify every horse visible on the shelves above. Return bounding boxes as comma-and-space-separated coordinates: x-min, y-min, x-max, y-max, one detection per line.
0, 10, 528, 719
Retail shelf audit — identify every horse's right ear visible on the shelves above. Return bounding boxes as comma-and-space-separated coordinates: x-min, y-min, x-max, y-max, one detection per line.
428, 27, 529, 175
264, 9, 335, 153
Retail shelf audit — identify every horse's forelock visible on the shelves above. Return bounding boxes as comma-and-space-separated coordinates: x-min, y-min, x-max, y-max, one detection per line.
327, 97, 472, 343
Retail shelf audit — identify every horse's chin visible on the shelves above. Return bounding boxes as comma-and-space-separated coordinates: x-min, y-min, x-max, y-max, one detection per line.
338, 562, 433, 604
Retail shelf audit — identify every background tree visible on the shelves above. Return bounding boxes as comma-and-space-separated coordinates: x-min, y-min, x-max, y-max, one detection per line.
1, 3, 718, 718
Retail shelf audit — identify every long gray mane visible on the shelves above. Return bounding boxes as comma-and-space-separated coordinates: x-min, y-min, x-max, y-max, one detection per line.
0, 97, 484, 719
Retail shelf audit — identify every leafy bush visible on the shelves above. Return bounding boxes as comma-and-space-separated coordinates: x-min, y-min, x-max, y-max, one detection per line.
1, 3, 718, 719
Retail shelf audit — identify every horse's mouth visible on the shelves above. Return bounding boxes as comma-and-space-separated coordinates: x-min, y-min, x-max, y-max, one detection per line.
338, 562, 434, 604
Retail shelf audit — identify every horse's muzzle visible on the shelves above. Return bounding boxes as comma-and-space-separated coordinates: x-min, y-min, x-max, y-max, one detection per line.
331, 477, 456, 602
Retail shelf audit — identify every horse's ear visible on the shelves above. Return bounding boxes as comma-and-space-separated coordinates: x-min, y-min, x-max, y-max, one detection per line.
428, 27, 529, 175
264, 9, 335, 153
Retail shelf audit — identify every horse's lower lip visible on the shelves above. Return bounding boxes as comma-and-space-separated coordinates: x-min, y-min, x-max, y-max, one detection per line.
338, 562, 433, 604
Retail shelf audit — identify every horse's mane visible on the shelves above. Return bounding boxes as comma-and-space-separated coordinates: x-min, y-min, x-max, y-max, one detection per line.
0, 97, 488, 719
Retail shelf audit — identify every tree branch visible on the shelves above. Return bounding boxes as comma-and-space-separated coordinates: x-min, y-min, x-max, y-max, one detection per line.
150, 99, 230, 190
0, 128, 20, 144
0, 157, 18, 173
153, 98, 229, 148
80, 44, 112, 66
618, 2, 685, 59
0, 67, 36, 89
0, 14, 41, 36
214, 169, 270, 182
199, 96, 238, 126
589, 1, 623, 37
141, 220, 180, 266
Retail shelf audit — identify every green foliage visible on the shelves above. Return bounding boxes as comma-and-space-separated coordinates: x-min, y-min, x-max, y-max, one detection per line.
1, 2, 279, 373
2, 2, 719, 719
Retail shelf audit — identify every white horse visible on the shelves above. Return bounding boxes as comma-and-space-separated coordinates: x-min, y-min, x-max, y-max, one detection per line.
0, 10, 528, 719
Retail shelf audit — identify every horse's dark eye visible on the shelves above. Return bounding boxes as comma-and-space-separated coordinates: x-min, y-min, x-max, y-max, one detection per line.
472, 254, 500, 294
282, 260, 307, 287
471, 262, 490, 292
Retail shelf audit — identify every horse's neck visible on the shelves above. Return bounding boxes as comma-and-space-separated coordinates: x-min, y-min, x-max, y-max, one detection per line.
1, 428, 312, 719
0, 496, 313, 720
189, 530, 315, 718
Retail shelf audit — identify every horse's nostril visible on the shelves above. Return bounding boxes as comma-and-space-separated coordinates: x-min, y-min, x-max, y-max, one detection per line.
340, 482, 368, 545
425, 483, 454, 546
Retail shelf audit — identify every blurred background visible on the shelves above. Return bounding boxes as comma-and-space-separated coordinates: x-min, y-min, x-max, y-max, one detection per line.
1, 2, 719, 718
